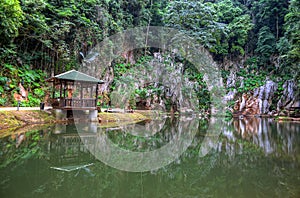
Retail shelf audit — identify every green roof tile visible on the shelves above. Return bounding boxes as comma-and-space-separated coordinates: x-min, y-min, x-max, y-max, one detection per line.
50, 70, 104, 84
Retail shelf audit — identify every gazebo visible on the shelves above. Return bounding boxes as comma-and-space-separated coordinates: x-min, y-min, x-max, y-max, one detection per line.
46, 70, 104, 111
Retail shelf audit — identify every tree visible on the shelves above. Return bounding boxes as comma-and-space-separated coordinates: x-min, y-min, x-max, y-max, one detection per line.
255, 26, 276, 66
163, 0, 228, 56
228, 15, 253, 56
0, 0, 24, 44
284, 0, 300, 64
215, 0, 253, 56
252, 0, 288, 39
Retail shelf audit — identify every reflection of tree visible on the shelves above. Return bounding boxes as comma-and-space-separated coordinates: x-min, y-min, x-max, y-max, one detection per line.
1, 118, 300, 197
0, 128, 50, 169
88, 116, 200, 172
106, 117, 169, 151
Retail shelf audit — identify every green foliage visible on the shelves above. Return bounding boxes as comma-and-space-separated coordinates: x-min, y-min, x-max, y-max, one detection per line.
0, 0, 153, 74
0, 76, 8, 85
163, 0, 254, 59
252, 0, 289, 39
284, 0, 300, 65
0, 129, 45, 168
135, 88, 148, 100
227, 15, 253, 55
33, 88, 45, 98
255, 26, 276, 66
0, 0, 24, 44
0, 64, 47, 106
276, 37, 290, 56
235, 60, 267, 93
0, 86, 4, 95
163, 0, 228, 56
23, 93, 41, 107
128, 93, 136, 109
114, 63, 131, 76
0, 98, 7, 106
215, 0, 253, 56
0, 0, 298, 109
185, 65, 211, 110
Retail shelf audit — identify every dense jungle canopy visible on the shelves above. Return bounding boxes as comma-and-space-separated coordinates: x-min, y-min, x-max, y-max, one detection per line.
0, 0, 299, 111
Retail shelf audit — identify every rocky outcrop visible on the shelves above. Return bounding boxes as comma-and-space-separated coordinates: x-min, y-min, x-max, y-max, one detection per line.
232, 79, 299, 116
234, 93, 260, 115
253, 80, 278, 114
99, 66, 114, 94
110, 52, 199, 112
277, 80, 299, 111
13, 83, 28, 102
82, 46, 298, 115
233, 80, 277, 115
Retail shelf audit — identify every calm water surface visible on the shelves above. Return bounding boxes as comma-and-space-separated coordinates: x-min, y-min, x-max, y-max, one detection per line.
0, 117, 299, 198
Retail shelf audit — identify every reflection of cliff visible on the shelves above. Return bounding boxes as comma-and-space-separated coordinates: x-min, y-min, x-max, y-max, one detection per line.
102, 117, 199, 151
226, 117, 300, 158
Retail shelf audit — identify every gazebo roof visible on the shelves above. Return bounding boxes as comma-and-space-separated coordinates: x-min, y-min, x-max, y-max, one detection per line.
47, 70, 104, 84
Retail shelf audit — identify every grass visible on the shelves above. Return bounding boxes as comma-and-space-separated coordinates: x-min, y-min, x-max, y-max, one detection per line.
0, 111, 24, 130
98, 112, 149, 122
0, 110, 56, 130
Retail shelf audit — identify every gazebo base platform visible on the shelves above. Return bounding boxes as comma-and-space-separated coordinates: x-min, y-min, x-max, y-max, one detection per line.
53, 109, 98, 122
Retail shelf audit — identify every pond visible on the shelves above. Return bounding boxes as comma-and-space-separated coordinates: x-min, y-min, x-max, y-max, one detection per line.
0, 116, 300, 198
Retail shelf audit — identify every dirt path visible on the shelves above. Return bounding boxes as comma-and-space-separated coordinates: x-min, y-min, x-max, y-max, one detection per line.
0, 106, 53, 111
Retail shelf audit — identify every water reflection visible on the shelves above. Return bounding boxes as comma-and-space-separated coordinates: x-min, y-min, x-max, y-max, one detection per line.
20, 116, 198, 171
48, 131, 95, 167
77, 116, 199, 172
222, 117, 300, 160
0, 117, 300, 197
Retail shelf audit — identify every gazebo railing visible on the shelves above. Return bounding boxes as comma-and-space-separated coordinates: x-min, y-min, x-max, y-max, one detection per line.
52, 98, 96, 108
64, 98, 96, 108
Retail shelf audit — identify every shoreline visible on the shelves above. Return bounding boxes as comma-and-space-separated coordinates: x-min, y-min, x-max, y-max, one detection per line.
0, 109, 150, 134
0, 109, 299, 135
0, 110, 56, 130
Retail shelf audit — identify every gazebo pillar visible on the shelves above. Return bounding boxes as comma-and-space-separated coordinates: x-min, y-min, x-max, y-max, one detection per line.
52, 81, 55, 99
63, 81, 66, 98
95, 83, 99, 107
90, 86, 93, 98
59, 80, 62, 98
80, 83, 83, 107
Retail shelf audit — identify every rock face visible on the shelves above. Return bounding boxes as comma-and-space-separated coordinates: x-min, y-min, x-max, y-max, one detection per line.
115, 52, 199, 112
233, 79, 299, 116
99, 66, 114, 94
277, 80, 299, 110
253, 80, 278, 114
233, 80, 277, 115
13, 83, 28, 102
234, 93, 260, 115
84, 51, 200, 112
224, 71, 237, 101
81, 47, 299, 115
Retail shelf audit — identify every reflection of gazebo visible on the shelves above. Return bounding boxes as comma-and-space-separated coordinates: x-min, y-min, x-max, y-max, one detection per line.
46, 70, 104, 110
49, 126, 97, 166
48, 125, 97, 170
